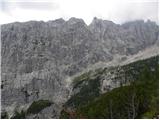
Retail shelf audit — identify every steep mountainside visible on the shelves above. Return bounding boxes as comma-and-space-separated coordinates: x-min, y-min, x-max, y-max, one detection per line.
1, 18, 159, 118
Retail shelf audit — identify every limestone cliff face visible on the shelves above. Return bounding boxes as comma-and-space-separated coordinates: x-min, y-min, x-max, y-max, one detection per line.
89, 18, 158, 55
1, 18, 158, 118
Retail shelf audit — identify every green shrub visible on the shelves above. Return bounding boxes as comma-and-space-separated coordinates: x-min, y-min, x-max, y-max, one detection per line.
1, 111, 8, 119
60, 110, 70, 119
27, 100, 53, 114
11, 110, 26, 119
140, 111, 158, 119
66, 76, 101, 108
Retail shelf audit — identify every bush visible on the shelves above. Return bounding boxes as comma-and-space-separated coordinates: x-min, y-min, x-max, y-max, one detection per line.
11, 110, 26, 119
60, 110, 70, 119
66, 76, 101, 108
1, 111, 8, 119
27, 100, 53, 114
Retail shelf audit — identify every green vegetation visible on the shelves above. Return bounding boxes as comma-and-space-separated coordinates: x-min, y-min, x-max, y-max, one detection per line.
1, 111, 8, 119
77, 73, 158, 119
27, 100, 53, 114
60, 109, 70, 119
11, 110, 26, 119
66, 74, 101, 108
65, 67, 107, 109
61, 56, 159, 119
9, 99, 53, 119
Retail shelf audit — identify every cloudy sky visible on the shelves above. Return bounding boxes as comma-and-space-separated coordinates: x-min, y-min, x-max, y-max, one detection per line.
0, 0, 158, 25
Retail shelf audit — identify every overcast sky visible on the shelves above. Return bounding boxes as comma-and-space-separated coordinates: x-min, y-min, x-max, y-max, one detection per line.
0, 0, 158, 25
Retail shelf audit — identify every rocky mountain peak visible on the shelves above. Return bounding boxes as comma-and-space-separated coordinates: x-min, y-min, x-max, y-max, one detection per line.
90, 17, 115, 28
48, 18, 65, 24
67, 17, 86, 25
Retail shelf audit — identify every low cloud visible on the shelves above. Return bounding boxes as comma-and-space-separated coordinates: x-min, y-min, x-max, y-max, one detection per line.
0, 0, 59, 14
0, 0, 158, 24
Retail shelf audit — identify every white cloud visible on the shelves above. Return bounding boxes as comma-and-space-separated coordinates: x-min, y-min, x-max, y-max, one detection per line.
0, 0, 158, 25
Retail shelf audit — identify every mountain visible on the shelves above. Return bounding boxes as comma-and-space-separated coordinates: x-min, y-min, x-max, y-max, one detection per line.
1, 18, 159, 118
